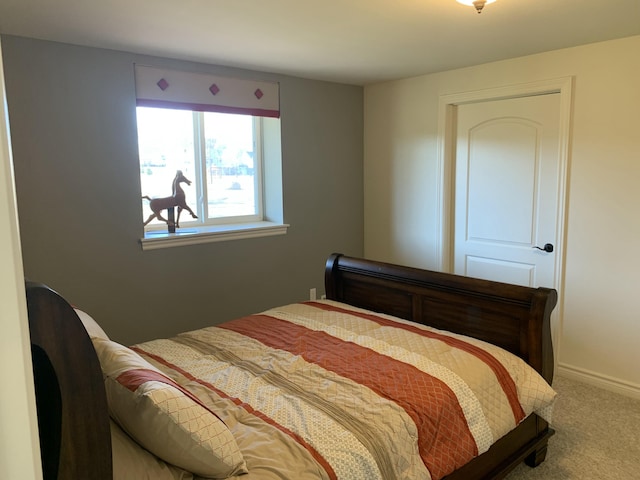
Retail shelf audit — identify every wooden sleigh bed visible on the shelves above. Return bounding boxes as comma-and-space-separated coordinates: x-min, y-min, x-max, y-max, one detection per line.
27, 253, 558, 480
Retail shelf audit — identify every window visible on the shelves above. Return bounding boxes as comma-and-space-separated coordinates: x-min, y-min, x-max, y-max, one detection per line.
138, 107, 262, 228
134, 65, 286, 249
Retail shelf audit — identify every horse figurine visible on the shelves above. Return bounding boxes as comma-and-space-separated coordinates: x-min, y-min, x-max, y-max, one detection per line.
142, 170, 198, 228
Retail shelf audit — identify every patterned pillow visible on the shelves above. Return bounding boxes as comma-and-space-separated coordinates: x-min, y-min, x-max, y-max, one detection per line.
93, 338, 247, 478
110, 419, 195, 480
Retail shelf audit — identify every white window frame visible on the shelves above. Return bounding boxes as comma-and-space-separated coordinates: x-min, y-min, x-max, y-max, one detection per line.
139, 111, 287, 250
134, 64, 287, 250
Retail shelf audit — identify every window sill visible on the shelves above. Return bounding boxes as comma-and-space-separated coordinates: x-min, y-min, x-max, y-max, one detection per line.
140, 221, 289, 251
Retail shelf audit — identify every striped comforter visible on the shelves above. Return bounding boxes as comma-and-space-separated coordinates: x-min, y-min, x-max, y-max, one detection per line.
133, 300, 556, 480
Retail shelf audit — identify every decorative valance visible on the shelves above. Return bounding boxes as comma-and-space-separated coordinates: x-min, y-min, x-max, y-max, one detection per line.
134, 64, 280, 118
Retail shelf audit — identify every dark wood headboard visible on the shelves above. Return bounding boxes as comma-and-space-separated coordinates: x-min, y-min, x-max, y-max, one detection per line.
26, 281, 112, 480
325, 253, 557, 383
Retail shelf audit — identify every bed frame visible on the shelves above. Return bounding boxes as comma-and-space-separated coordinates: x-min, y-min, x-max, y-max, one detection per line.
325, 254, 557, 479
27, 253, 557, 480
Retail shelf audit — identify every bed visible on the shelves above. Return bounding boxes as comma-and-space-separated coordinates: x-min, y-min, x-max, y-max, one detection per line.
27, 253, 558, 480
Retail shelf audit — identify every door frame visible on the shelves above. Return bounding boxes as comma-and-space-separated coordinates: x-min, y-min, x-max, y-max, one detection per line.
435, 76, 573, 360
0, 37, 43, 479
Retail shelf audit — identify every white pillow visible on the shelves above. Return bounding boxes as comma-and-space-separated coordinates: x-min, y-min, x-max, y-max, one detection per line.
93, 338, 247, 478
75, 308, 109, 340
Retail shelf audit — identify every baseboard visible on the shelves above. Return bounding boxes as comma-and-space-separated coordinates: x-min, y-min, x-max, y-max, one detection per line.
557, 363, 640, 400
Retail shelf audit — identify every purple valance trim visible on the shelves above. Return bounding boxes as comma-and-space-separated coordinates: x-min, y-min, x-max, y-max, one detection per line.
136, 98, 280, 119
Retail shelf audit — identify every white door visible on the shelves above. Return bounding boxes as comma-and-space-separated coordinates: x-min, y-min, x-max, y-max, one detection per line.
453, 94, 560, 288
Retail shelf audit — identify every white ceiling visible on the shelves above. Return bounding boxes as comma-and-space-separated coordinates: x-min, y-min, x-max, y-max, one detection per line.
0, 0, 638, 85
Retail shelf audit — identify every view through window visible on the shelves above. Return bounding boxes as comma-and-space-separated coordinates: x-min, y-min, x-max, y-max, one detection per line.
137, 106, 261, 229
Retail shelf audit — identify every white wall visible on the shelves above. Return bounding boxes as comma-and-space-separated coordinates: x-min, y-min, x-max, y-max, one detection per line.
364, 35, 640, 397
0, 37, 42, 479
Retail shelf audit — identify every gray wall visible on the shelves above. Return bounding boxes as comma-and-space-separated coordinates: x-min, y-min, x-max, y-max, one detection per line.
3, 35, 364, 345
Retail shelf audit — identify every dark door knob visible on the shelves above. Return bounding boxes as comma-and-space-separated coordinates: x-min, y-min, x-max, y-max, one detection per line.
533, 243, 554, 253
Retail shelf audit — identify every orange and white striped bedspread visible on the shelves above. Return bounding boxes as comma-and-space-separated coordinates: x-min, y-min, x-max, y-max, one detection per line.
133, 300, 556, 480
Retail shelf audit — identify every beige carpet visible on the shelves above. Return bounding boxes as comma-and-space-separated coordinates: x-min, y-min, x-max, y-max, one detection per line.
505, 375, 640, 479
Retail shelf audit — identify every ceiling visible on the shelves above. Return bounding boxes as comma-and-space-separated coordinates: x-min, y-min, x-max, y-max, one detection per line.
0, 0, 638, 85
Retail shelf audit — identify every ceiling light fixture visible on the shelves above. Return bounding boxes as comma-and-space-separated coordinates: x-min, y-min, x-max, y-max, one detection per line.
456, 0, 496, 14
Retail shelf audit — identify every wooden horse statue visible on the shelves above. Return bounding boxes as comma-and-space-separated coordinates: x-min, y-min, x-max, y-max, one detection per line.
142, 170, 198, 228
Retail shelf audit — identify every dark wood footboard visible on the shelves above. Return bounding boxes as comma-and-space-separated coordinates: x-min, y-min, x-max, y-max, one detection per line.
27, 281, 112, 480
